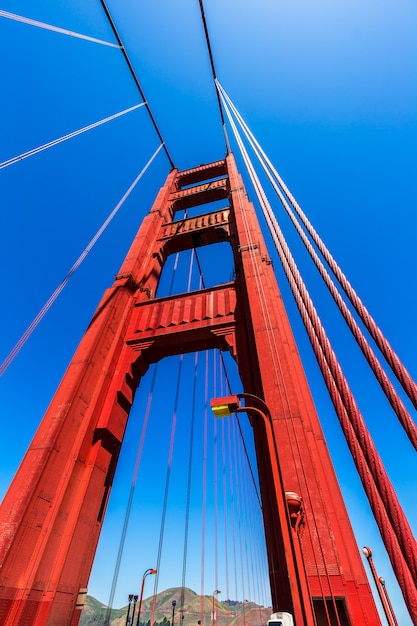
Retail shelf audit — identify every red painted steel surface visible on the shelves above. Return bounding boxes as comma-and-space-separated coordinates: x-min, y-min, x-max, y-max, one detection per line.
0, 158, 381, 625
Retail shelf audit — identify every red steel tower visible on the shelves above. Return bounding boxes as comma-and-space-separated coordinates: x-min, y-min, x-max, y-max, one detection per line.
0, 156, 381, 625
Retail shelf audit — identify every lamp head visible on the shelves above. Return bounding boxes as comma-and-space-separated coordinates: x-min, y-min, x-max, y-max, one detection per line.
362, 546, 372, 559
210, 396, 240, 418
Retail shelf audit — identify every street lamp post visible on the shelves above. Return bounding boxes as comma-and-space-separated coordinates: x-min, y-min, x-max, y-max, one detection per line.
363, 547, 398, 626
212, 590, 221, 626
135, 568, 157, 626
132, 596, 139, 625
126, 594, 134, 626
379, 578, 399, 626
172, 600, 177, 626
210, 394, 315, 626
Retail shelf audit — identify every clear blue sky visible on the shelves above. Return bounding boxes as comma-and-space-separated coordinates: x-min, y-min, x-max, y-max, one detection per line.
0, 0, 416, 623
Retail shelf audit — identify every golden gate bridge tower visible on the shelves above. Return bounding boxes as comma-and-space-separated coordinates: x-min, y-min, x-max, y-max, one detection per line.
0, 3, 416, 626
1, 153, 416, 625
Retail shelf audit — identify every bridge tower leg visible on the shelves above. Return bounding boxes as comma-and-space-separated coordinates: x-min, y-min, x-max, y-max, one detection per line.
0, 155, 381, 625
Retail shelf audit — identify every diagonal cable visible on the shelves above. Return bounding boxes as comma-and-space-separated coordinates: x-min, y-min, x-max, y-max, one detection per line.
0, 143, 164, 376
0, 103, 145, 170
0, 9, 120, 47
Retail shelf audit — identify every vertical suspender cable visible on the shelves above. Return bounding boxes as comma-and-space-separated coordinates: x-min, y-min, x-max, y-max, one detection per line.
246, 477, 258, 616
218, 350, 269, 618
153, 246, 199, 617
213, 352, 220, 595
180, 351, 199, 610
180, 251, 206, 609
217, 351, 262, 508
251, 486, 271, 620
200, 351, 209, 624
233, 413, 246, 605
229, 416, 240, 621
221, 416, 231, 625
104, 366, 159, 626
242, 439, 262, 613
236, 423, 250, 605
151, 355, 184, 624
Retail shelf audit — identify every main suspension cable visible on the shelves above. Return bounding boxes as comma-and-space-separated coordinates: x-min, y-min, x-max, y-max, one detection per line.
217, 83, 417, 451
0, 143, 164, 376
196, 0, 230, 153
217, 81, 417, 410
281, 243, 417, 617
224, 102, 417, 613
98, 0, 174, 168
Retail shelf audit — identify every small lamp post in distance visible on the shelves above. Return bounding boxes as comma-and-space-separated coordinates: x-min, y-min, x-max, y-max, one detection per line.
172, 599, 177, 626
212, 590, 221, 626
362, 547, 398, 626
126, 594, 135, 626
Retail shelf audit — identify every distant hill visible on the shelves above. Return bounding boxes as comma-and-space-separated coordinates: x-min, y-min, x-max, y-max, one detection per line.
80, 587, 272, 626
